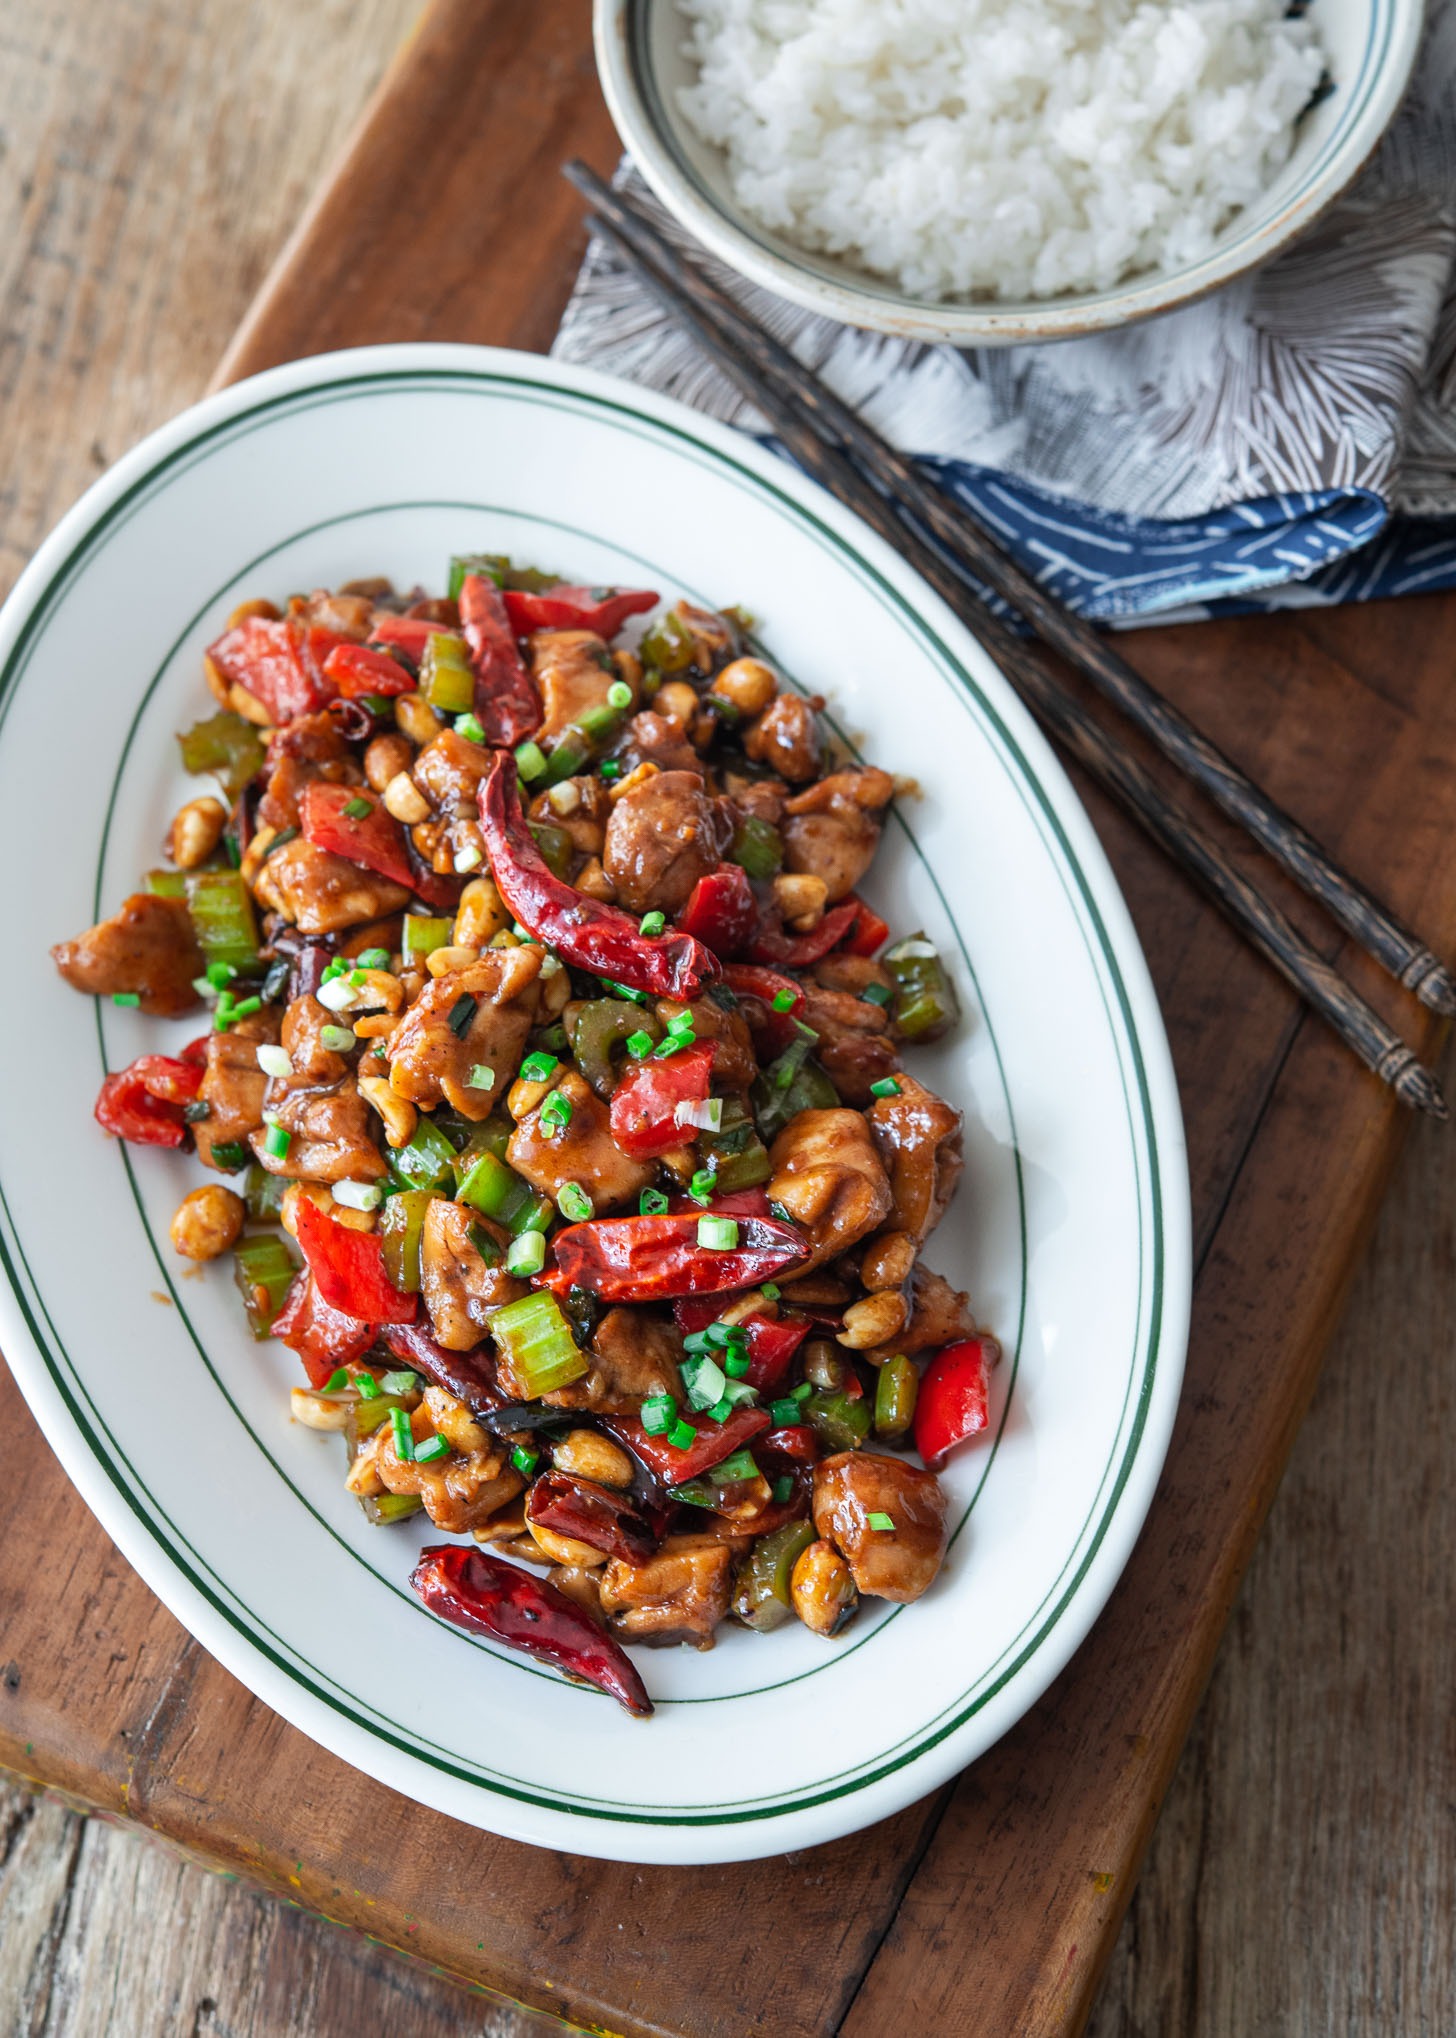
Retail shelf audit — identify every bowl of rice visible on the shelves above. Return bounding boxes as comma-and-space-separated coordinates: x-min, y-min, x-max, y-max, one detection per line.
593, 0, 1422, 346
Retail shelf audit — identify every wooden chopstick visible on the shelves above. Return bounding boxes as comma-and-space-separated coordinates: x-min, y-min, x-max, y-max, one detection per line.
563, 160, 1456, 1025
563, 165, 1448, 1120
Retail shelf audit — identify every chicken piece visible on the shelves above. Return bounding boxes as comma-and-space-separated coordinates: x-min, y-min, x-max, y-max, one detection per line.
602, 770, 733, 916
655, 992, 757, 1092
51, 893, 204, 1018
813, 953, 894, 1000
744, 693, 821, 783
781, 767, 895, 903
527, 776, 611, 861
387, 946, 542, 1121
528, 629, 616, 744
193, 1006, 280, 1168
862, 1264, 979, 1362
796, 982, 901, 1105
813, 1452, 948, 1602
866, 1073, 963, 1242
291, 588, 376, 640
546, 1305, 682, 1413
376, 1412, 525, 1534
674, 601, 741, 674
618, 709, 700, 777
766, 1108, 892, 1272
598, 1538, 733, 1649
412, 726, 492, 815
722, 771, 786, 829
421, 1200, 528, 1350
256, 711, 356, 833
253, 835, 410, 934
250, 994, 387, 1183
508, 1069, 655, 1213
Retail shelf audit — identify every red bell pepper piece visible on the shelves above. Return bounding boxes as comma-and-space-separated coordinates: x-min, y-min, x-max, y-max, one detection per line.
94, 1053, 204, 1148
914, 1337, 992, 1468
608, 1040, 716, 1158
758, 1423, 819, 1464
722, 963, 804, 1055
272, 1269, 374, 1387
676, 865, 760, 958
322, 642, 414, 699
412, 1543, 652, 1718
458, 573, 542, 747
670, 1296, 810, 1394
367, 613, 451, 668
542, 1206, 807, 1303
207, 617, 348, 723
299, 781, 416, 891
292, 1195, 417, 1325
605, 1404, 771, 1486
840, 897, 891, 957
502, 585, 659, 640
746, 895, 862, 967
479, 749, 719, 1000
525, 1469, 658, 1564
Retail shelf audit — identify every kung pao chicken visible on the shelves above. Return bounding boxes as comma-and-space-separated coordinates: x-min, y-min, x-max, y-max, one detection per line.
53, 558, 998, 1716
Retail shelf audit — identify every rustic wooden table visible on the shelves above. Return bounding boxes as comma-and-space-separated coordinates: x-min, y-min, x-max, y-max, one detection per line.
2, 3, 1452, 2033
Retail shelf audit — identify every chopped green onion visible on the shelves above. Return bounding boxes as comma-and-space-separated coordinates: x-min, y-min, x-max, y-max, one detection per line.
256, 1044, 292, 1079
557, 1180, 593, 1222
861, 982, 893, 1007
681, 1354, 727, 1411
505, 1230, 547, 1277
453, 712, 486, 744
447, 993, 478, 1037
707, 1397, 733, 1424
710, 1448, 759, 1485
489, 1291, 589, 1396
356, 947, 390, 971
707, 1323, 746, 1349
206, 961, 236, 988
332, 1179, 383, 1212
639, 1187, 669, 1215
791, 1381, 813, 1403
511, 1444, 540, 1478
601, 979, 650, 1006
322, 1368, 352, 1393
110, 991, 140, 1008
772, 1474, 794, 1504
356, 1372, 382, 1401
697, 1215, 739, 1250
519, 1051, 559, 1083
640, 1394, 677, 1436
869, 1077, 902, 1099
771, 989, 796, 1013
379, 1369, 419, 1395
319, 1024, 357, 1054
687, 1170, 717, 1205
389, 1407, 414, 1460
626, 1031, 655, 1060
262, 1119, 291, 1161
599, 760, 621, 781
263, 825, 299, 859
342, 796, 374, 821
654, 1028, 696, 1056
232, 995, 261, 1019
866, 1511, 896, 1532
209, 1140, 250, 1172
638, 910, 666, 937
515, 739, 548, 782
606, 679, 633, 710
467, 1063, 496, 1090
666, 1007, 696, 1034
769, 1397, 801, 1425
723, 1351, 751, 1379
359, 693, 393, 717
667, 1418, 697, 1451
540, 1089, 573, 1137
761, 1282, 781, 1301
414, 1435, 450, 1464
322, 957, 349, 983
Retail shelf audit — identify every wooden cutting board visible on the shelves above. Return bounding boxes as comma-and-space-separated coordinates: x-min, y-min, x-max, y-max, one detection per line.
3, 4, 1452, 2032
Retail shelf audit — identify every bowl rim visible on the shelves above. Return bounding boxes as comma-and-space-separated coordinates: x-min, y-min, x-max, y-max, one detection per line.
593, 0, 1424, 347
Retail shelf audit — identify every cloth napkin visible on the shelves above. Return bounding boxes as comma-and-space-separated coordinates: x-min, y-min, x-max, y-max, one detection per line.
553, 4, 1456, 623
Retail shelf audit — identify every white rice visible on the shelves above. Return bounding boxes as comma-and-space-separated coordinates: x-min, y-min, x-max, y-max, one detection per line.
675, 0, 1327, 302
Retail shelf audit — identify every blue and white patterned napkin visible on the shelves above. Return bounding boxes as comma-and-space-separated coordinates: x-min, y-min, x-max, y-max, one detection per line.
553, 5, 1456, 622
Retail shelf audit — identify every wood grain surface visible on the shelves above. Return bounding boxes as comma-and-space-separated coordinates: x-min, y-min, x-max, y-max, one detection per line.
1, 1, 1453, 2033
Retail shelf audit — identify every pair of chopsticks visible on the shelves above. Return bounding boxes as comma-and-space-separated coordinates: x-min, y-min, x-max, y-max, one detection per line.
563, 161, 1452, 1120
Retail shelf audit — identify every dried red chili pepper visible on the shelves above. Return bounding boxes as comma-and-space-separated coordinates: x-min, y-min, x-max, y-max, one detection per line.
914, 1336, 993, 1468
502, 585, 659, 639
746, 896, 861, 967
272, 1269, 374, 1387
542, 1208, 807, 1304
206, 617, 348, 722
721, 962, 803, 1056
381, 1322, 503, 1418
758, 1422, 819, 1464
839, 898, 891, 957
411, 1543, 653, 1718
605, 1405, 771, 1486
608, 1040, 716, 1158
94, 1053, 204, 1148
457, 573, 543, 747
525, 1469, 658, 1564
292, 1195, 417, 1325
671, 1296, 811, 1394
298, 781, 458, 909
677, 866, 760, 957
322, 642, 414, 699
479, 750, 719, 1000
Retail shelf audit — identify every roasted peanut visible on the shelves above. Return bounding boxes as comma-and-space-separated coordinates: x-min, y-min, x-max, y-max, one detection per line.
773, 871, 828, 931
607, 760, 660, 801
549, 1564, 608, 1625
838, 1290, 911, 1350
551, 1429, 635, 1489
395, 692, 443, 745
165, 795, 228, 870
344, 1430, 387, 1497
361, 733, 412, 793
712, 656, 777, 717
424, 944, 480, 978
656, 680, 699, 730
791, 1539, 859, 1636
290, 1386, 352, 1432
359, 1072, 418, 1149
575, 857, 616, 902
238, 822, 278, 886
281, 1180, 377, 1237
381, 770, 431, 824
860, 1231, 917, 1293
169, 1184, 245, 1261
454, 876, 509, 948
613, 648, 643, 690
527, 1518, 608, 1568
226, 597, 281, 629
